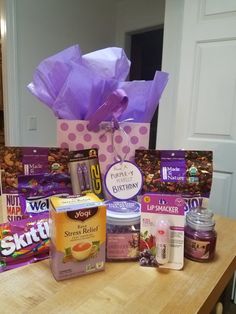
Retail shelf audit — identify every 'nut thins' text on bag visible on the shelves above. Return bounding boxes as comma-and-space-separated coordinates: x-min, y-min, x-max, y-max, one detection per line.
135, 150, 213, 212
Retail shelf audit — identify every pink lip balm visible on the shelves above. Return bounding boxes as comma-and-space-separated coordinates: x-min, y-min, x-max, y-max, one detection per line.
155, 217, 170, 264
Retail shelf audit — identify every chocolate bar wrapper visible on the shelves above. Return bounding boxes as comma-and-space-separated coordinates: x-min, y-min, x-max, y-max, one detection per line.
18, 172, 72, 216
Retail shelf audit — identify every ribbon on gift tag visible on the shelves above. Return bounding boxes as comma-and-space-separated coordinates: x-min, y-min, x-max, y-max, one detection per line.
87, 89, 130, 162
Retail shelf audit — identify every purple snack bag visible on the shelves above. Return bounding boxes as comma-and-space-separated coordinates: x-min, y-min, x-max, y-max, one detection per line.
0, 213, 49, 272
135, 150, 213, 213
18, 172, 72, 216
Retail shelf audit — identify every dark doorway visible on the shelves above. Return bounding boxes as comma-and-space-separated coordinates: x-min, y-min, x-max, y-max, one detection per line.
129, 27, 163, 149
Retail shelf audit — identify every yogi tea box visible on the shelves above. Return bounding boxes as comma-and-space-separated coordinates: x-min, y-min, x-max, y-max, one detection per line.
49, 193, 106, 281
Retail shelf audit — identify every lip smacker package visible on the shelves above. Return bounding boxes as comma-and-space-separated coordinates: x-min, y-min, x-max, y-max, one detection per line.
0, 146, 69, 222
0, 213, 49, 272
140, 193, 185, 270
49, 193, 106, 281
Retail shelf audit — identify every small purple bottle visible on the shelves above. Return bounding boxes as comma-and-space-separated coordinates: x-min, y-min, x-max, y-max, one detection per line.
184, 208, 217, 262
77, 164, 85, 192
81, 163, 90, 190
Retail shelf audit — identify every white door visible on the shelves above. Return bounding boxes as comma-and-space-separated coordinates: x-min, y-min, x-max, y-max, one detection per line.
157, 0, 236, 218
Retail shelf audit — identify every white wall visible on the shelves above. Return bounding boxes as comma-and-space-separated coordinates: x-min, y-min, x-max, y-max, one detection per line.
156, 0, 184, 148
2, 0, 165, 147
10, 0, 117, 146
115, 0, 165, 52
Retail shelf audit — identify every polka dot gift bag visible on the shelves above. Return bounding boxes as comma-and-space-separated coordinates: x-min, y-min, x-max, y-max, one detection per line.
27, 45, 169, 178
57, 89, 151, 176
57, 119, 150, 176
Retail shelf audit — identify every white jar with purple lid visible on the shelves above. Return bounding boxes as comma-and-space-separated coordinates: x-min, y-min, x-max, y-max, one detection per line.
105, 200, 141, 261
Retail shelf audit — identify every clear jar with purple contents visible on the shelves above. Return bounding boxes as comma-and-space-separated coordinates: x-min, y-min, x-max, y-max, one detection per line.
184, 208, 217, 262
105, 200, 141, 261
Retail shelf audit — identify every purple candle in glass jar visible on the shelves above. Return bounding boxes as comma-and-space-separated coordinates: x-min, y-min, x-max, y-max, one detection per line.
105, 200, 141, 261
184, 208, 217, 262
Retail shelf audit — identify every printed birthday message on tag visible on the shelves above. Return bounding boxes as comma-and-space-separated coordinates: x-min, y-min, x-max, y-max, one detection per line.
104, 161, 142, 200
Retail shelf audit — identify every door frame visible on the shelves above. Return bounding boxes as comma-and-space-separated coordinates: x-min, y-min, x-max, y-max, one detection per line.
156, 0, 185, 149
0, 0, 20, 145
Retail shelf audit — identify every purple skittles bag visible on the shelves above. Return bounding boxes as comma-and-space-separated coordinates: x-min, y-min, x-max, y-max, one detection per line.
0, 213, 49, 272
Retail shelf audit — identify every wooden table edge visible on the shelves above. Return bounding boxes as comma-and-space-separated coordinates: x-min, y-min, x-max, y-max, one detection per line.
198, 256, 236, 313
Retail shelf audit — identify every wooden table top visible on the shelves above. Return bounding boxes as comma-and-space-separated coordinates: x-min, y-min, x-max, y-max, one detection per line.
1, 214, 236, 314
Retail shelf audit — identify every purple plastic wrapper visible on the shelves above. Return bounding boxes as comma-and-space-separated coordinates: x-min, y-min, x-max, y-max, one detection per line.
18, 172, 72, 216
28, 45, 169, 123
0, 213, 49, 272
52, 63, 118, 120
27, 45, 82, 108
118, 71, 169, 122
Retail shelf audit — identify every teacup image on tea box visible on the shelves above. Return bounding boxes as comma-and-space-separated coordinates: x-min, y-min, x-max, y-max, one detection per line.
71, 241, 93, 261
49, 193, 106, 281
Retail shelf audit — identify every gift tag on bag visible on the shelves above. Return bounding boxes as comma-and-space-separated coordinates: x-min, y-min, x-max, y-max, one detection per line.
104, 160, 142, 200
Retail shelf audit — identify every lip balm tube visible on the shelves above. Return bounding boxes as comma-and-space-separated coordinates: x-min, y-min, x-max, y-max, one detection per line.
77, 163, 85, 191
81, 163, 90, 190
155, 217, 170, 264
68, 162, 82, 194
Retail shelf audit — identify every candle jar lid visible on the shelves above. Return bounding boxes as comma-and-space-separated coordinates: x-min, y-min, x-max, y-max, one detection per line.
105, 200, 141, 226
186, 207, 215, 231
